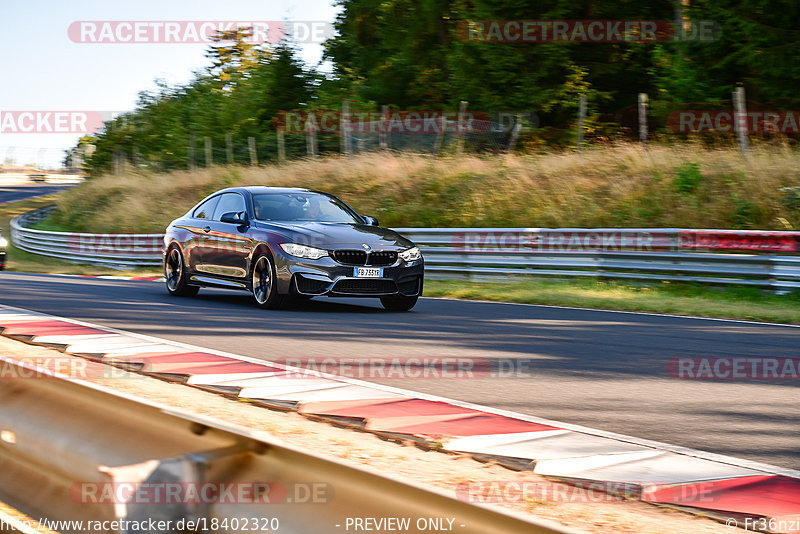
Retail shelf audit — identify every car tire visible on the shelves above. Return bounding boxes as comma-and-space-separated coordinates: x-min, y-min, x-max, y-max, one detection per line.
251, 253, 287, 309
164, 246, 199, 297
380, 295, 418, 311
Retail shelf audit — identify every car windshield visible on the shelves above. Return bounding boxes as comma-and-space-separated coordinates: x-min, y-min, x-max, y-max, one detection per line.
252, 193, 362, 223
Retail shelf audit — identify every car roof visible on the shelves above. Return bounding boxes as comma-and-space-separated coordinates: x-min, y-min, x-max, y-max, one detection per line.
190, 186, 332, 210
219, 186, 319, 195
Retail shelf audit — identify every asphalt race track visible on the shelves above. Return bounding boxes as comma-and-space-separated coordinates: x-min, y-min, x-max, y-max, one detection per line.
0, 272, 797, 469
0, 184, 71, 204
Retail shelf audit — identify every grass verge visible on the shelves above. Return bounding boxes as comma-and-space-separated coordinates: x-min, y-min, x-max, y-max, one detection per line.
45, 144, 800, 233
424, 278, 800, 324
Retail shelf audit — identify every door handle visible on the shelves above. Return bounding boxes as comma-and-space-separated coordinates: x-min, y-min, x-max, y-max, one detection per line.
203, 226, 211, 233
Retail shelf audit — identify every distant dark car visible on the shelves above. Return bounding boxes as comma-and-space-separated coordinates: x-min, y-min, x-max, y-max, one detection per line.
163, 187, 424, 310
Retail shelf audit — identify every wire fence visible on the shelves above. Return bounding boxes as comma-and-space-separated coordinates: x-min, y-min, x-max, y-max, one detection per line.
109, 122, 518, 174
91, 101, 526, 174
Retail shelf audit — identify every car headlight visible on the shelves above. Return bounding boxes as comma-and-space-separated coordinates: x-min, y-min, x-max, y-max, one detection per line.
399, 246, 421, 262
280, 243, 328, 260
0, 237, 7, 248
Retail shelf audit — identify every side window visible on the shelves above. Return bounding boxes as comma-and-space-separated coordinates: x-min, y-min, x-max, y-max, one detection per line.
193, 196, 220, 220
213, 193, 246, 221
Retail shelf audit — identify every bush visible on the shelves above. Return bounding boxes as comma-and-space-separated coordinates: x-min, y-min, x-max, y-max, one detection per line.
673, 162, 703, 193
780, 186, 800, 211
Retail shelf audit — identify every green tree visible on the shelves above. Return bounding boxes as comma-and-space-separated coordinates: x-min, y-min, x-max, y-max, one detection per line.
205, 27, 260, 89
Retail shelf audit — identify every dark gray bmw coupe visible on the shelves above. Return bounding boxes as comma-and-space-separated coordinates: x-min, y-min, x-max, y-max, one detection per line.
163, 187, 424, 310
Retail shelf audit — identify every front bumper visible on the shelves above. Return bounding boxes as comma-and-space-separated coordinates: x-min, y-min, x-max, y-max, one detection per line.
272, 251, 424, 297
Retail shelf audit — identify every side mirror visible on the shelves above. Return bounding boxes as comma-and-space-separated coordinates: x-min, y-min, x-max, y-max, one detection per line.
363, 216, 379, 226
220, 211, 249, 226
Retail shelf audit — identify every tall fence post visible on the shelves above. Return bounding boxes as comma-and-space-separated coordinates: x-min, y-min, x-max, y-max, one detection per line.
277, 128, 286, 162
507, 118, 522, 154
204, 137, 212, 167
225, 132, 234, 164
341, 100, 352, 156
112, 149, 122, 175
306, 124, 318, 158
638, 93, 649, 146
576, 94, 587, 150
434, 115, 446, 155
188, 133, 196, 170
379, 105, 389, 150
733, 86, 749, 155
456, 101, 468, 155
248, 137, 258, 165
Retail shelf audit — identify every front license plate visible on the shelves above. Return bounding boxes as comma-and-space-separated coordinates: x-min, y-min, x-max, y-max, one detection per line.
355, 267, 383, 278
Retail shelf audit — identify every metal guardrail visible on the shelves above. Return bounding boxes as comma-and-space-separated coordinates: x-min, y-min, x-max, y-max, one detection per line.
397, 228, 800, 291
10, 208, 800, 290
0, 173, 85, 186
11, 208, 163, 267
0, 355, 576, 534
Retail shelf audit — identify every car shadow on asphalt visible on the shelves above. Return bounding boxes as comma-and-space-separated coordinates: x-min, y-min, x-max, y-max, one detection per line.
191, 291, 400, 314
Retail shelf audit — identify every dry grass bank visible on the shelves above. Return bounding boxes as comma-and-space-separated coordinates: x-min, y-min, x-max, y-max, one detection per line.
47, 144, 800, 233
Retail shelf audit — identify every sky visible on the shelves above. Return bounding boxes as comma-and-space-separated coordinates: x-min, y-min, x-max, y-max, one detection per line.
1, 0, 340, 169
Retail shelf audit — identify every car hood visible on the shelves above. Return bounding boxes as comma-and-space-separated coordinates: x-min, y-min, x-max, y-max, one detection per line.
252, 221, 414, 249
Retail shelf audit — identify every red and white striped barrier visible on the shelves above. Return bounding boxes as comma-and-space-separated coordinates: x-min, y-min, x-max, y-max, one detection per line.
0, 304, 797, 531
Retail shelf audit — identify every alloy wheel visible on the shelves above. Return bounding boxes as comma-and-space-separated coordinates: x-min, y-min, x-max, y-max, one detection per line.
165, 248, 182, 292
252, 256, 272, 304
